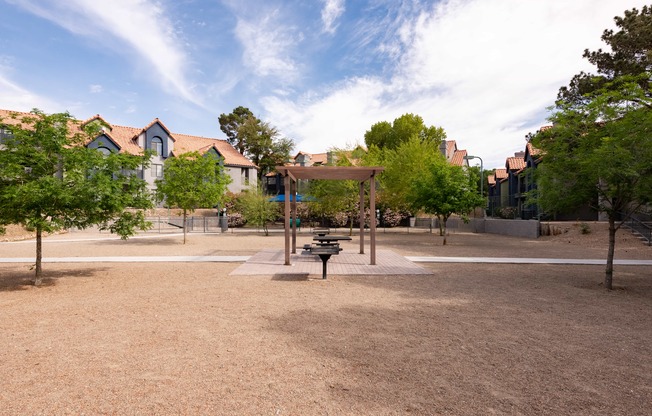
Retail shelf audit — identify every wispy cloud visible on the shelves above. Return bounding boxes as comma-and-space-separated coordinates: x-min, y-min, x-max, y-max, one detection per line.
6, 0, 200, 106
226, 4, 302, 85
321, 0, 345, 34
262, 0, 643, 168
0, 73, 58, 113
89, 84, 103, 94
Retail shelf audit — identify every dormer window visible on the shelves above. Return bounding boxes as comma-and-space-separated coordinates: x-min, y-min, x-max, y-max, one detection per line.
97, 146, 112, 156
152, 137, 163, 156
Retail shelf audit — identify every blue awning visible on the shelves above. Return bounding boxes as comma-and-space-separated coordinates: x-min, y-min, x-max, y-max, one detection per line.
268, 194, 316, 202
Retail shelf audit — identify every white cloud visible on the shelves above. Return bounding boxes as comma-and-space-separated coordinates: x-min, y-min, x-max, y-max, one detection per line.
232, 8, 302, 84
321, 0, 345, 34
261, 0, 650, 168
0, 71, 58, 113
7, 0, 200, 106
89, 84, 103, 94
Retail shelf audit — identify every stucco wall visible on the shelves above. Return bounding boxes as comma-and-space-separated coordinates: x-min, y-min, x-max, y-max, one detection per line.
422, 217, 539, 239
484, 218, 540, 239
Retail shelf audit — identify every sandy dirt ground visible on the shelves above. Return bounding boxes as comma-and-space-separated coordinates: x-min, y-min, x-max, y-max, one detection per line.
0, 222, 651, 415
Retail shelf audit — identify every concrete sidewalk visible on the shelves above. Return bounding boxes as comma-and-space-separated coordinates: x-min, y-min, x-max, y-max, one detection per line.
2, 250, 650, 278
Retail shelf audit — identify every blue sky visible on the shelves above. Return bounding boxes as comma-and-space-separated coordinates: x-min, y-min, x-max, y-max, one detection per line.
0, 0, 647, 168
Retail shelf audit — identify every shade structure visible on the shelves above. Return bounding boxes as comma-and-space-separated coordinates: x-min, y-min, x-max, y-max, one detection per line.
274, 165, 384, 267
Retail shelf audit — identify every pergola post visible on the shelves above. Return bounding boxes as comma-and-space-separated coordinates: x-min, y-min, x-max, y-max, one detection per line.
284, 174, 291, 265
291, 179, 297, 254
359, 181, 365, 254
370, 172, 376, 265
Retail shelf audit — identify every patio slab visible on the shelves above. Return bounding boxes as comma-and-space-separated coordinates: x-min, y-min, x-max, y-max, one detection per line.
230, 248, 432, 277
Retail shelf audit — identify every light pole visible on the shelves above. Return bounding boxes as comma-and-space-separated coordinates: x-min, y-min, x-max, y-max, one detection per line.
464, 155, 484, 214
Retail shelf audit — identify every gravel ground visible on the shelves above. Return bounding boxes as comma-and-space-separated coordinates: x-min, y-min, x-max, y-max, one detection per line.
0, 222, 650, 415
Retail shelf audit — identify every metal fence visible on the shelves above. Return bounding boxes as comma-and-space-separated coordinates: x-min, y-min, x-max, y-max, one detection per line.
143, 216, 223, 233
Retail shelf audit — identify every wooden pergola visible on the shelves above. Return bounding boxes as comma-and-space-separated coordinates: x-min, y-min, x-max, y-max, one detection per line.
274, 166, 385, 266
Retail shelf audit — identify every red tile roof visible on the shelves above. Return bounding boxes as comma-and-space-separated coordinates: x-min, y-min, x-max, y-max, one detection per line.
494, 168, 508, 180
0, 109, 256, 168
526, 142, 541, 157
171, 132, 255, 168
450, 149, 467, 166
294, 151, 328, 165
487, 174, 496, 186
506, 156, 526, 171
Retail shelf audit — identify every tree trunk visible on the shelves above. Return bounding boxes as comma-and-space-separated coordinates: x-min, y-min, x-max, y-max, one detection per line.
35, 227, 43, 286
442, 217, 448, 246
605, 216, 616, 290
438, 215, 444, 236
183, 210, 187, 244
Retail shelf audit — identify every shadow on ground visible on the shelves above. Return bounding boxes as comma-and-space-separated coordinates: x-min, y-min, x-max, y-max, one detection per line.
272, 273, 310, 281
0, 267, 109, 291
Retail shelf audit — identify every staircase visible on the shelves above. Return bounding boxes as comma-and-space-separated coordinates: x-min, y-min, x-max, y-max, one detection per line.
623, 214, 652, 246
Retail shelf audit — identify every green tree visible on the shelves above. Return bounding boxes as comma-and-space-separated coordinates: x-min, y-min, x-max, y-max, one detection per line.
218, 106, 255, 154
409, 154, 483, 245
559, 5, 652, 104
0, 110, 153, 286
219, 107, 294, 181
381, 136, 441, 212
364, 113, 445, 150
238, 116, 294, 181
235, 184, 280, 236
531, 74, 652, 289
156, 151, 231, 244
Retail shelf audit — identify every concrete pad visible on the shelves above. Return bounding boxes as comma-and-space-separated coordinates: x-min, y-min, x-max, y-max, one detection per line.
230, 249, 432, 276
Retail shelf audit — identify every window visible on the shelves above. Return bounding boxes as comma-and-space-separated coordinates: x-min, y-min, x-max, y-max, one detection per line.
0, 127, 13, 141
241, 167, 249, 185
152, 137, 163, 156
152, 164, 163, 178
97, 146, 112, 156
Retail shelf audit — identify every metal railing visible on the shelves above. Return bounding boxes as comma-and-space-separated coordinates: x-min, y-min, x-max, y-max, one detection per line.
144, 216, 223, 233
623, 215, 651, 246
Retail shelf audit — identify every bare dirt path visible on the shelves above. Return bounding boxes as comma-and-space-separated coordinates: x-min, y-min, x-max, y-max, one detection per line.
0, 224, 650, 415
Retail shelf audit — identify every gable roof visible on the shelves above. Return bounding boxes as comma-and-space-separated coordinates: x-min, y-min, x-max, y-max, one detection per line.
294, 151, 328, 165
525, 142, 543, 163
450, 149, 468, 166
0, 109, 256, 168
506, 156, 526, 171
171, 132, 256, 168
95, 124, 144, 154
494, 168, 508, 180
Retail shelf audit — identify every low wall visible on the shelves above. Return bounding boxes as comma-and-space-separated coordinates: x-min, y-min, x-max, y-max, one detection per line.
417, 217, 539, 239
484, 218, 540, 239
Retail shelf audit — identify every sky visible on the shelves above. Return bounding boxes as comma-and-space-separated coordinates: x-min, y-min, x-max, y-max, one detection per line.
0, 0, 647, 169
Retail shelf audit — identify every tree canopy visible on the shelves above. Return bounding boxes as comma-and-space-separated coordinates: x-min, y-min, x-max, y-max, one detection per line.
155, 151, 231, 243
379, 135, 441, 212
218, 106, 254, 154
364, 113, 446, 150
235, 184, 279, 236
0, 110, 153, 285
409, 153, 483, 245
531, 5, 652, 290
558, 5, 652, 104
218, 106, 294, 180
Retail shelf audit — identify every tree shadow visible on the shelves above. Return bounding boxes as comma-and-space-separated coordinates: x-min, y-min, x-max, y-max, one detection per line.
0, 266, 108, 291
91, 236, 183, 247
271, 273, 310, 281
